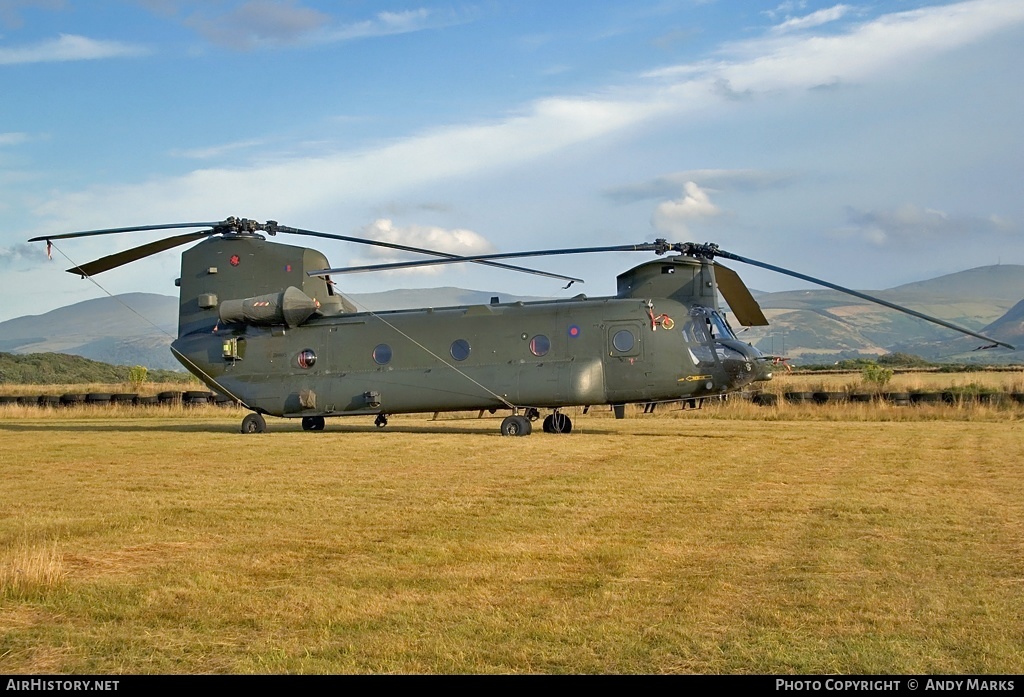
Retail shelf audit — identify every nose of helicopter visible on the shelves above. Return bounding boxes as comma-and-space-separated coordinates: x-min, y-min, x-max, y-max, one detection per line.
716, 340, 772, 390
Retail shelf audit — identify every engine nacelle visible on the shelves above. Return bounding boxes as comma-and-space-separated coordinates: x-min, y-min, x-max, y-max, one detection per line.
218, 286, 319, 327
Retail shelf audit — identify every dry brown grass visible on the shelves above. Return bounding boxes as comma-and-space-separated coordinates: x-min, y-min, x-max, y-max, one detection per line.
766, 369, 1024, 395
1, 405, 1022, 674
0, 380, 203, 397
0, 539, 67, 599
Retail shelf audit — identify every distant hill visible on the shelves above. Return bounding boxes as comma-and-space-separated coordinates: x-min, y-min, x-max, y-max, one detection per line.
887, 265, 1024, 300
2, 266, 1021, 369
0, 293, 181, 370
0, 287, 553, 370
735, 265, 1024, 363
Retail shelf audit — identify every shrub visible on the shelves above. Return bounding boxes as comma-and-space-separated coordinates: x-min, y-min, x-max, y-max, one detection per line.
862, 362, 894, 388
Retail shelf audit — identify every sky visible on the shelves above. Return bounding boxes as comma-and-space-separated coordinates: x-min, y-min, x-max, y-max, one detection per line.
1, 0, 1023, 323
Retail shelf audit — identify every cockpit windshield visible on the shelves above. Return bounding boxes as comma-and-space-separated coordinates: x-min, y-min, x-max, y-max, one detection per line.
708, 310, 736, 341
686, 307, 736, 343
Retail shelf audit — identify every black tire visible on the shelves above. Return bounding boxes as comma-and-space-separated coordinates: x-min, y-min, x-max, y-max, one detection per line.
184, 391, 213, 402
112, 393, 138, 404
910, 392, 943, 404
86, 392, 112, 403
883, 392, 910, 406
500, 415, 532, 436
301, 416, 325, 431
241, 412, 267, 434
544, 412, 572, 434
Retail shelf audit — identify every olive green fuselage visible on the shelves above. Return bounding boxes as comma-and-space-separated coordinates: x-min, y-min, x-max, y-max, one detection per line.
169, 235, 768, 418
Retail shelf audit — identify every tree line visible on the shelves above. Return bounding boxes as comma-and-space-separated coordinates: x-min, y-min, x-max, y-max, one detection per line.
0, 352, 194, 385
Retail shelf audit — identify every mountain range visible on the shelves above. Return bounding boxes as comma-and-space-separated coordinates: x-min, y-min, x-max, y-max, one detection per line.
1, 266, 1022, 370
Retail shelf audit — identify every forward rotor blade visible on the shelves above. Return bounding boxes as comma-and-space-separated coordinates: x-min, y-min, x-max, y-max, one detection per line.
713, 262, 768, 327
29, 221, 224, 242
712, 248, 1015, 350
65, 230, 215, 277
278, 225, 583, 285
307, 241, 668, 277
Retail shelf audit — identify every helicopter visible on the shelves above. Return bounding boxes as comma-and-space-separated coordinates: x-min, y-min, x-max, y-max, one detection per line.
30, 217, 1013, 435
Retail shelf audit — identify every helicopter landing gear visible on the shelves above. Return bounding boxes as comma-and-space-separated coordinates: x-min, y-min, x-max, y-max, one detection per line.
240, 412, 267, 434
542, 411, 573, 434
301, 416, 325, 431
500, 414, 532, 436
374, 413, 389, 428
524, 407, 540, 422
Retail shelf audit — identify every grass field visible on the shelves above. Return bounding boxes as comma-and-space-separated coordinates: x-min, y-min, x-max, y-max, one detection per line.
1, 380, 1023, 674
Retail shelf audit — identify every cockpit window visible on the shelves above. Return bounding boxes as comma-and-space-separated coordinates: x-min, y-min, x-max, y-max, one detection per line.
681, 313, 711, 344
685, 307, 736, 342
708, 311, 736, 341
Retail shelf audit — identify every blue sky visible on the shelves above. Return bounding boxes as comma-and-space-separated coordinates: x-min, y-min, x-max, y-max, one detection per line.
1, 0, 1022, 322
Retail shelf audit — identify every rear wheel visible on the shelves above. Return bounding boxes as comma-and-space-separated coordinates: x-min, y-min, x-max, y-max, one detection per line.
301, 416, 325, 431
543, 412, 573, 434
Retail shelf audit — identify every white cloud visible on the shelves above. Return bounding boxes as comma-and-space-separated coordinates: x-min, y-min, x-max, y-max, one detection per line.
341, 218, 496, 276
0, 242, 36, 268
23, 1, 1024, 244
772, 4, 852, 34
184, 3, 453, 50
837, 203, 1018, 245
0, 132, 31, 146
652, 182, 720, 236
606, 169, 797, 203
0, 34, 148, 65
185, 0, 331, 49
648, 0, 1024, 93
170, 139, 266, 160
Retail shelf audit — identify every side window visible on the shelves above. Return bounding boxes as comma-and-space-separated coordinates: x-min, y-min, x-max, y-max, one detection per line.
608, 323, 642, 357
612, 330, 634, 353
530, 335, 550, 357
450, 339, 471, 361
372, 344, 392, 365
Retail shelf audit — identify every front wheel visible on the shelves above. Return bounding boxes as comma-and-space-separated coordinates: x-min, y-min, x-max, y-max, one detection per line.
241, 412, 267, 434
500, 415, 532, 436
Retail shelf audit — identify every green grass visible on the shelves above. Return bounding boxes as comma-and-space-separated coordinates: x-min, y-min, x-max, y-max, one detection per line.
1, 407, 1022, 674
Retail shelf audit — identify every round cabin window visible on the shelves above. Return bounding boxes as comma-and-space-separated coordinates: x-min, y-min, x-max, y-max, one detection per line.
372, 344, 393, 365
530, 335, 550, 357
450, 339, 471, 361
612, 330, 635, 353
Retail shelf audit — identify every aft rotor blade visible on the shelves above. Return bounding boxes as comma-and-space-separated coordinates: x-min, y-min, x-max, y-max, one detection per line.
29, 221, 224, 242
713, 262, 768, 327
308, 241, 669, 277
65, 230, 216, 277
712, 248, 1015, 350
278, 225, 583, 285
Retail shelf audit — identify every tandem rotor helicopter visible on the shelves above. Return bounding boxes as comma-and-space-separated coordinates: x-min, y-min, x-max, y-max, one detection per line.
30, 217, 1013, 435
